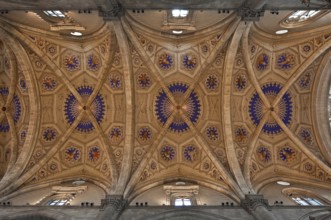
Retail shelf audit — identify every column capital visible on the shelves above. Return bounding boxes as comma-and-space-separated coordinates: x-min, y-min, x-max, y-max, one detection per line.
98, 1, 123, 21
101, 195, 127, 211
241, 194, 270, 214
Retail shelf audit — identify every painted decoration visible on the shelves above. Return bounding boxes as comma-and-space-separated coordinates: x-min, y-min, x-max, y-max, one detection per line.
109, 127, 123, 143
87, 54, 100, 71
298, 71, 313, 89
47, 45, 57, 56
206, 126, 220, 141
256, 53, 269, 71
256, 146, 271, 163
302, 44, 311, 53
64, 86, 105, 133
0, 87, 22, 131
137, 71, 151, 89
64, 54, 80, 71
49, 162, 58, 172
158, 52, 174, 70
234, 73, 247, 91
182, 54, 197, 70
205, 74, 219, 91
138, 127, 152, 142
183, 145, 198, 161
41, 75, 58, 91
88, 146, 101, 162
249, 83, 293, 135
12, 94, 22, 124
277, 53, 295, 70
279, 147, 296, 162
160, 145, 175, 161
0, 118, 9, 132
303, 162, 314, 172
42, 127, 57, 142
299, 128, 314, 146
64, 147, 81, 162
19, 77, 27, 92
234, 127, 248, 144
34, 149, 44, 159
109, 72, 122, 90
34, 59, 44, 69
155, 82, 201, 133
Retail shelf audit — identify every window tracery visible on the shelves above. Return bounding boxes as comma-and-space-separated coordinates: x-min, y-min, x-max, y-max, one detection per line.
283, 188, 330, 206
280, 10, 328, 28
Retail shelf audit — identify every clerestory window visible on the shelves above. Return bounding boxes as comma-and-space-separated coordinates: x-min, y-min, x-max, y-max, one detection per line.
48, 199, 70, 206
291, 196, 323, 206
174, 198, 192, 206
171, 9, 189, 18
43, 10, 65, 18
280, 10, 328, 28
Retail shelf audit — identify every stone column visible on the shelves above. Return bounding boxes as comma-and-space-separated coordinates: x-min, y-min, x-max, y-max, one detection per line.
241, 194, 278, 220
96, 195, 127, 220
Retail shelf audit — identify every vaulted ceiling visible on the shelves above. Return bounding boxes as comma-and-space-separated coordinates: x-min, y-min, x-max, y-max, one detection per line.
0, 0, 330, 203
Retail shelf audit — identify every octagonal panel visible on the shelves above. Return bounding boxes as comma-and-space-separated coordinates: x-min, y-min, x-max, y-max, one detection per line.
156, 50, 176, 76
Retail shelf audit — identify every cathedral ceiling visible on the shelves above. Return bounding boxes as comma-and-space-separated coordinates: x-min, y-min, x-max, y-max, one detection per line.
0, 2, 330, 202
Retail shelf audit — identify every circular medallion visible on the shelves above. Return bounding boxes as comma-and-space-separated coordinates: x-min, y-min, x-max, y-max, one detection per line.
42, 127, 57, 142
298, 71, 313, 90
137, 71, 151, 89
155, 82, 201, 133
248, 83, 293, 135
64, 54, 80, 71
256, 53, 269, 71
277, 53, 295, 70
205, 74, 219, 91
64, 146, 81, 162
183, 145, 198, 162
138, 127, 152, 142
160, 145, 175, 161
299, 128, 313, 146
64, 86, 105, 133
206, 126, 220, 141
182, 54, 197, 70
41, 75, 58, 91
0, 87, 22, 132
158, 52, 174, 70
256, 146, 271, 163
279, 147, 296, 162
109, 73, 122, 90
87, 54, 100, 71
88, 146, 101, 162
234, 73, 247, 91
234, 127, 248, 144
109, 127, 123, 143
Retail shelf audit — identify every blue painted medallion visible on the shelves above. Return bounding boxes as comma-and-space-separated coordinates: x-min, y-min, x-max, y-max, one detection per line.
155, 82, 201, 133
64, 85, 105, 133
249, 83, 293, 135
0, 87, 21, 132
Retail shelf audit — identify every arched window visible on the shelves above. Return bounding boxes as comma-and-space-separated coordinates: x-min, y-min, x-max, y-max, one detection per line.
283, 188, 330, 206
280, 10, 329, 28
290, 195, 323, 206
